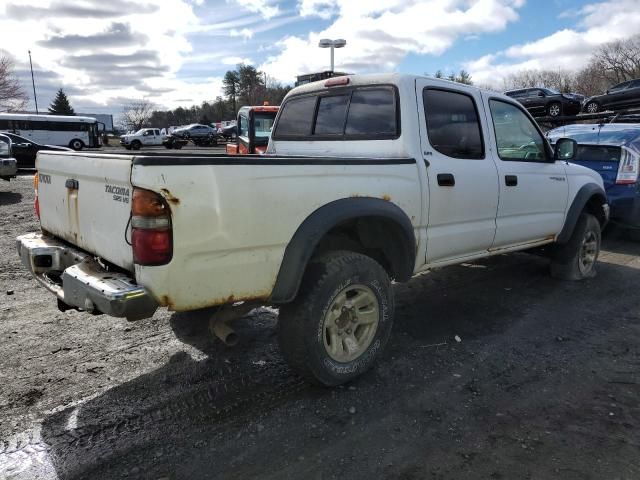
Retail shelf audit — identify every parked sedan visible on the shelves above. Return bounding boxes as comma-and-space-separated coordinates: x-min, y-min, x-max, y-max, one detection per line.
504, 87, 583, 117
171, 124, 216, 139
0, 132, 71, 168
583, 79, 640, 114
547, 123, 640, 238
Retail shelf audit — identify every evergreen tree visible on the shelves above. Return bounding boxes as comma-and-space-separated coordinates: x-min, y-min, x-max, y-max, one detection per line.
48, 88, 75, 115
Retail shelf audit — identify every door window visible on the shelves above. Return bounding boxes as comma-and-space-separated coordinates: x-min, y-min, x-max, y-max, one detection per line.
423, 88, 484, 159
489, 100, 549, 162
238, 114, 249, 137
609, 82, 630, 93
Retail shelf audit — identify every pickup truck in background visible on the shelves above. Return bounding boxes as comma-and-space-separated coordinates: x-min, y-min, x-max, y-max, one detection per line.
17, 74, 609, 386
120, 128, 165, 150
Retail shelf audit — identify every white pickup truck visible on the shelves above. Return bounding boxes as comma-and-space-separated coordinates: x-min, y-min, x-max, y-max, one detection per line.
17, 74, 608, 386
120, 128, 165, 150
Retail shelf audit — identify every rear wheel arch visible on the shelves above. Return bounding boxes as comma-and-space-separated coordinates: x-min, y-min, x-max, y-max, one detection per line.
270, 197, 416, 304
557, 183, 607, 244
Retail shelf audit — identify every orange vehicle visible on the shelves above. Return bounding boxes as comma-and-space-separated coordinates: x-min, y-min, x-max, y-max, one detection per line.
226, 105, 280, 155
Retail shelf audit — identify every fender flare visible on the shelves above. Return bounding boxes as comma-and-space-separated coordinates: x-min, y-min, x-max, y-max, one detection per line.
557, 183, 607, 244
270, 197, 416, 304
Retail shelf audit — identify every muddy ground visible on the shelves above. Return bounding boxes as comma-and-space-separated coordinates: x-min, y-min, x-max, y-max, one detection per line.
1, 172, 639, 480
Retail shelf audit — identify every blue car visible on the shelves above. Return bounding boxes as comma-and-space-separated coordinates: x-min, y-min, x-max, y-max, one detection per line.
547, 124, 640, 238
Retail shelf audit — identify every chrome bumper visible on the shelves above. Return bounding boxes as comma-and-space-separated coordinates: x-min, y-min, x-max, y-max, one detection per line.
16, 233, 158, 320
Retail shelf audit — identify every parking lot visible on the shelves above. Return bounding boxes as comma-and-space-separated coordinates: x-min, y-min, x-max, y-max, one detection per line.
1, 173, 639, 479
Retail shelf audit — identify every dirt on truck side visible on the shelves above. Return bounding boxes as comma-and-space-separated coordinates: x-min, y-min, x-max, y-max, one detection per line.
1, 173, 640, 479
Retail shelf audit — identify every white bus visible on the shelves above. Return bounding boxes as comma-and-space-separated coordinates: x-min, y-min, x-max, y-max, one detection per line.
0, 113, 102, 150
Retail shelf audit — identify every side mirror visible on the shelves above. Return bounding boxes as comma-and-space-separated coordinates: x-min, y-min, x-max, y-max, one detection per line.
606, 89, 610, 94
537, 91, 545, 97
554, 138, 577, 161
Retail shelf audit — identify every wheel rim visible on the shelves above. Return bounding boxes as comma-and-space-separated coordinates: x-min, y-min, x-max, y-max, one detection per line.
549, 104, 560, 116
578, 230, 598, 275
587, 103, 597, 113
322, 284, 380, 363
73, 141, 81, 149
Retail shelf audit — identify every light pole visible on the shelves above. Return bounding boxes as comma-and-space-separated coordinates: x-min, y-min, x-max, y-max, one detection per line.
28, 50, 39, 114
318, 38, 346, 72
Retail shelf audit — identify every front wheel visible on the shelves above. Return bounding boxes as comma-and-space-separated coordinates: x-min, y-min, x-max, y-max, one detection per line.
278, 251, 394, 386
131, 140, 142, 150
69, 139, 84, 151
551, 213, 601, 280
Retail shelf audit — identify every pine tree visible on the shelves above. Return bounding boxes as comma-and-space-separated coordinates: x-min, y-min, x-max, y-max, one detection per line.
48, 88, 75, 115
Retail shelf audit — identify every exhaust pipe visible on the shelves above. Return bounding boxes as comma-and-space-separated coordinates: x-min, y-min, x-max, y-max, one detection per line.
211, 320, 239, 346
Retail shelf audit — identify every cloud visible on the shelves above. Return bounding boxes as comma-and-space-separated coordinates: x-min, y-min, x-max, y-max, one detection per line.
464, 0, 640, 87
5, 0, 156, 20
38, 22, 148, 50
233, 0, 280, 20
230, 28, 254, 39
0, 0, 203, 112
260, 0, 524, 83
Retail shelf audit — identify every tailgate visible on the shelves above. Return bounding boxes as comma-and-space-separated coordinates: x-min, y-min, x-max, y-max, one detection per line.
36, 152, 134, 271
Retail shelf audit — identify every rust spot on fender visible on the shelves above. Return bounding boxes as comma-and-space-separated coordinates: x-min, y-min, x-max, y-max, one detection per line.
159, 295, 175, 309
160, 188, 180, 205
162, 291, 271, 312
382, 194, 391, 201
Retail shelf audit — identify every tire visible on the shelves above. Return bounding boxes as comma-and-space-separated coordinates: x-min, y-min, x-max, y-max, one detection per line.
69, 139, 84, 151
550, 213, 601, 280
585, 101, 599, 114
278, 251, 394, 386
548, 102, 562, 117
164, 144, 173, 149
131, 140, 142, 150
124, 145, 132, 151
174, 144, 183, 150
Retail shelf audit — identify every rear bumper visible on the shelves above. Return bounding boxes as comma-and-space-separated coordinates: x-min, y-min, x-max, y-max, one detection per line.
16, 233, 158, 320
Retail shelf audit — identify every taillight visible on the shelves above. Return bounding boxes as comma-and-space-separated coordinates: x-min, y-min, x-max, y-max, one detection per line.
131, 188, 172, 265
616, 147, 639, 185
33, 173, 40, 219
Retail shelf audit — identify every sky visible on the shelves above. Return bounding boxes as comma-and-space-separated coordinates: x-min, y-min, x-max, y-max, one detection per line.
0, 0, 639, 117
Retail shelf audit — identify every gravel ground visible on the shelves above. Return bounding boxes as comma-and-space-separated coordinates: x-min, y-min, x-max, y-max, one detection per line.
1, 173, 639, 480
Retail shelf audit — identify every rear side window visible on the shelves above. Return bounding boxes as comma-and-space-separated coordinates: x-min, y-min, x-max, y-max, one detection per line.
274, 96, 316, 136
274, 86, 399, 140
423, 88, 484, 159
315, 95, 349, 135
345, 88, 396, 136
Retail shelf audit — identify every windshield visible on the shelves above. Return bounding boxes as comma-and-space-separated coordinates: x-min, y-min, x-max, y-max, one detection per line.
254, 113, 276, 138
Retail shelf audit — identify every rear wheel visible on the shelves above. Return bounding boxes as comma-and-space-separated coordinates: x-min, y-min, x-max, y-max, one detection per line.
551, 213, 601, 280
69, 139, 84, 151
548, 102, 562, 117
278, 251, 394, 386
585, 101, 599, 114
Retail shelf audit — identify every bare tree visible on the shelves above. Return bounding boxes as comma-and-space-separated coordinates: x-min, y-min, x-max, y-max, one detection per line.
121, 100, 155, 131
0, 54, 27, 111
592, 34, 640, 84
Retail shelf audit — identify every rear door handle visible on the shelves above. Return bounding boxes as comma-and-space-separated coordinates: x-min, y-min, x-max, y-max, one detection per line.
505, 175, 518, 187
437, 173, 455, 187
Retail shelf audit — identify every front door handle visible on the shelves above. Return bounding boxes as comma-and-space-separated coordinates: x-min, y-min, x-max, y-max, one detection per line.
437, 173, 455, 187
505, 175, 518, 187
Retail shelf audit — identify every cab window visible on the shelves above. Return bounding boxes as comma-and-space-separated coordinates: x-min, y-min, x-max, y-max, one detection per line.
489, 100, 549, 162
